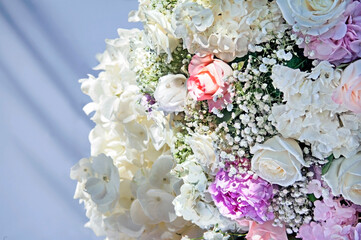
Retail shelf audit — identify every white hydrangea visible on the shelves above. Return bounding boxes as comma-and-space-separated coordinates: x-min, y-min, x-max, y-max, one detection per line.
270, 62, 361, 159
129, 0, 180, 61
72, 164, 139, 239
172, 156, 239, 231
185, 132, 218, 173
203, 229, 230, 240
172, 0, 284, 62
83, 201, 107, 236
81, 28, 175, 162
75, 27, 203, 239
116, 154, 203, 240
71, 154, 120, 213
80, 29, 142, 127
89, 124, 126, 164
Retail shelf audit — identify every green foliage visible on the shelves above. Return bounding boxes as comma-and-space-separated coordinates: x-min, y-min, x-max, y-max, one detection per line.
285, 42, 312, 71
150, 0, 178, 12
288, 235, 301, 240
322, 154, 335, 175
173, 132, 193, 164
136, 46, 189, 95
307, 193, 317, 203
286, 52, 312, 71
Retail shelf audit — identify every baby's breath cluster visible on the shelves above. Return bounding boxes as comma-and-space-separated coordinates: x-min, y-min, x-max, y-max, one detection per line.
74, 0, 361, 239
213, 30, 313, 162
149, 0, 178, 14
172, 131, 193, 164
182, 97, 218, 132
270, 169, 315, 234
136, 46, 190, 94
302, 144, 329, 166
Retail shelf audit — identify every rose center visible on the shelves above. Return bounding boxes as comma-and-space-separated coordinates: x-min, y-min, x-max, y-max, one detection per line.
350, 184, 361, 195
260, 160, 286, 178
306, 0, 334, 12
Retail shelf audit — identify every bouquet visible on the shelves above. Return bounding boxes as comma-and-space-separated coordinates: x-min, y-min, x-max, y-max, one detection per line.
71, 0, 361, 239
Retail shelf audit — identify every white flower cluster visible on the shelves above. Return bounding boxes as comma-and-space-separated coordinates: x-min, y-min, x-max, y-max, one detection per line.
129, 0, 180, 61
270, 61, 361, 159
71, 154, 120, 214
270, 173, 313, 233
173, 0, 284, 62
73, 28, 204, 239
277, 0, 349, 36
172, 156, 238, 231
72, 1, 361, 239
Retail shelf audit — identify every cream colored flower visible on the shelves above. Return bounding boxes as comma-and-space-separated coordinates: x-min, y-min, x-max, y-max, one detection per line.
324, 153, 361, 205
186, 133, 217, 172
251, 136, 306, 186
72, 154, 120, 213
173, 0, 283, 62
129, 2, 180, 61
332, 59, 361, 113
270, 63, 361, 159
103, 211, 144, 238
123, 120, 149, 152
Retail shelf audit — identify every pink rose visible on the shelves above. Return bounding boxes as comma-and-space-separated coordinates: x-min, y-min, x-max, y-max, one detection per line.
332, 59, 361, 113
187, 54, 233, 111
239, 220, 287, 240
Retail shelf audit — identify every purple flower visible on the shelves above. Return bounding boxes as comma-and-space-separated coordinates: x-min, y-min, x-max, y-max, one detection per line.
141, 93, 155, 112
300, 1, 361, 65
209, 168, 274, 223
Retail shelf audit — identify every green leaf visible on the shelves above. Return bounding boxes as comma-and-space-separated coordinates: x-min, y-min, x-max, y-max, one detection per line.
216, 110, 232, 124
322, 154, 335, 175
285, 47, 313, 71
286, 55, 305, 69
307, 193, 317, 203
215, 107, 242, 125
336, 63, 349, 69
287, 235, 301, 240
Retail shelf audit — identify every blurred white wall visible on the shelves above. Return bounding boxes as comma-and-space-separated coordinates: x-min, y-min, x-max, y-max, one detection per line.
0, 0, 140, 239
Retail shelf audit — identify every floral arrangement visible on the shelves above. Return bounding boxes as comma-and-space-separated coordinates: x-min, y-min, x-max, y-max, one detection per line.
71, 0, 361, 239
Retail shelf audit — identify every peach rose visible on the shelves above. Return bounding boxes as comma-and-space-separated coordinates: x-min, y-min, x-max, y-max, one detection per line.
239, 220, 287, 240
187, 54, 233, 111
332, 60, 361, 113
187, 54, 232, 100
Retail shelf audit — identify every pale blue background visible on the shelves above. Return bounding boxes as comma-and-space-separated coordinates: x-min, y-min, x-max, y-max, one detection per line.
0, 0, 140, 239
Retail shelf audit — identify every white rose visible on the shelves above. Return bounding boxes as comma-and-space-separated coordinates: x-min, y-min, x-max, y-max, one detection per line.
276, 0, 349, 35
154, 74, 187, 113
324, 153, 361, 205
251, 136, 307, 186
